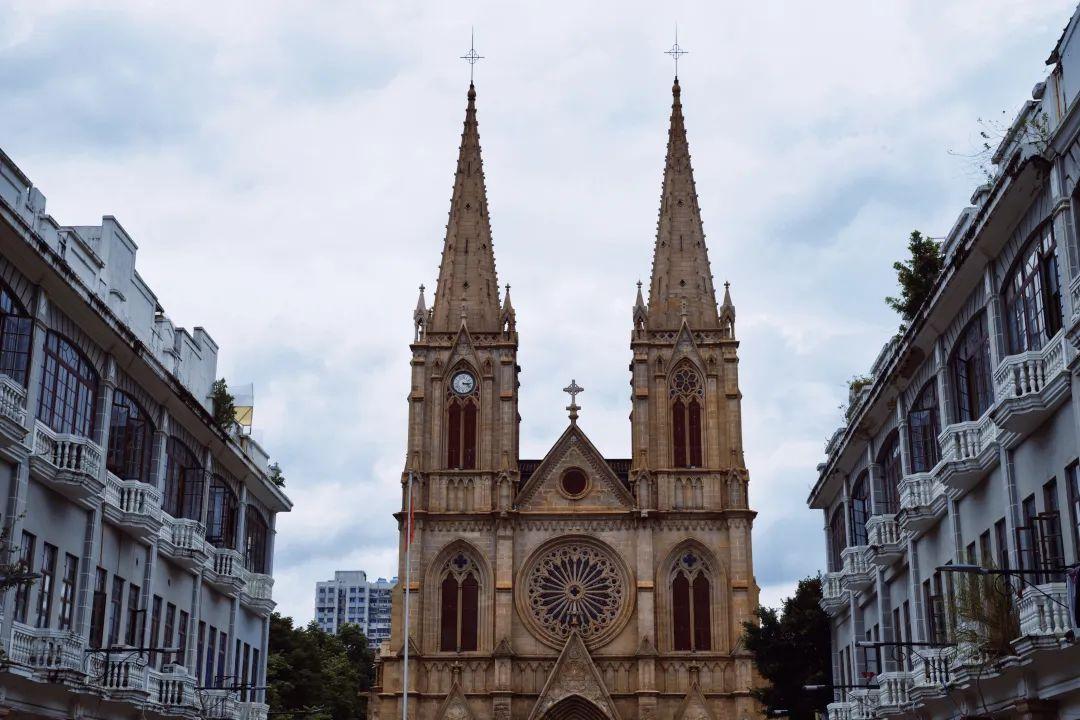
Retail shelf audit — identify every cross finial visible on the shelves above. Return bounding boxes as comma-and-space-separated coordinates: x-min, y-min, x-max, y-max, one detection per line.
665, 25, 688, 77
636, 280, 643, 291
563, 379, 584, 424
419, 283, 426, 293
460, 27, 484, 84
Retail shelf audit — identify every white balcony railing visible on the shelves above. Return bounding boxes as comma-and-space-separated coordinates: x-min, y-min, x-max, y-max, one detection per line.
237, 702, 270, 720
8, 622, 84, 673
1017, 582, 1073, 639
848, 688, 879, 720
31, 420, 103, 478
245, 572, 274, 602
827, 701, 852, 720
822, 571, 846, 604
87, 652, 147, 692
899, 472, 942, 512
866, 514, 902, 547
0, 373, 27, 426
911, 647, 951, 692
841, 546, 873, 591
147, 665, 197, 708
993, 331, 1069, 403
105, 472, 162, 522
939, 414, 997, 466
200, 688, 238, 719
877, 670, 912, 710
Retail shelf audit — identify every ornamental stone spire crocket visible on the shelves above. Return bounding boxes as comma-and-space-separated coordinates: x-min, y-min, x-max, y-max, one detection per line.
430, 82, 502, 333
645, 76, 721, 330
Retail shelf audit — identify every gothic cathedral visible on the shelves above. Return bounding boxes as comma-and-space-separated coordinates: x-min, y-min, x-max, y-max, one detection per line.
369, 78, 761, 720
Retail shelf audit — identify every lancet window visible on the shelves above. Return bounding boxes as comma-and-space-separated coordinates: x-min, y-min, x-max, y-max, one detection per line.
671, 550, 712, 651
446, 368, 478, 470
0, 282, 32, 385
670, 364, 704, 468
107, 390, 154, 482
439, 552, 479, 652
38, 332, 98, 437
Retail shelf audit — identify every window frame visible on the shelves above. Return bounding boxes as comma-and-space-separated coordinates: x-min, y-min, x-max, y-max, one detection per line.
1003, 221, 1062, 354
907, 381, 941, 473
0, 281, 32, 386
107, 389, 155, 482
669, 363, 705, 469
949, 313, 993, 423
37, 331, 99, 437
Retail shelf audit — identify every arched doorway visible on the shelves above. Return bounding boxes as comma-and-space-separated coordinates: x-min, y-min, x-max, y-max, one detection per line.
542, 696, 610, 720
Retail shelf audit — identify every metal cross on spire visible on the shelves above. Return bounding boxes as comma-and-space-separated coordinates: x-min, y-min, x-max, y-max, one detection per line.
665, 25, 688, 77
460, 27, 484, 83
563, 379, 584, 424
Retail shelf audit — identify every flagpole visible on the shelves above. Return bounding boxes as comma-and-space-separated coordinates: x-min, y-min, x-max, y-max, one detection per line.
402, 470, 412, 720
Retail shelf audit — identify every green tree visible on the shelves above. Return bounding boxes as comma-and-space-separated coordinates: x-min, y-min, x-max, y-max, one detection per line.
268, 462, 286, 488
742, 576, 832, 720
209, 378, 237, 432
266, 613, 375, 720
886, 230, 944, 326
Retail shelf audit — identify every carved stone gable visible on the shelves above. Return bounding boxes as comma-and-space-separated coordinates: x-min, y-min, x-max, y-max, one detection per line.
436, 681, 478, 720
674, 682, 716, 720
515, 424, 635, 511
527, 632, 620, 720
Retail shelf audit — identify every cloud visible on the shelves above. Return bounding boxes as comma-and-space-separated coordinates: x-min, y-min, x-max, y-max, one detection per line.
1, 0, 1074, 622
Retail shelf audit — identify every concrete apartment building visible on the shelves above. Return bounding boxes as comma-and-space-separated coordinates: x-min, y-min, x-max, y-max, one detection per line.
808, 8, 1080, 720
0, 146, 292, 719
313, 571, 395, 648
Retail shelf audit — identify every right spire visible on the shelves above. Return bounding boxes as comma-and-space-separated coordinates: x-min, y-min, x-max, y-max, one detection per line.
645, 77, 720, 330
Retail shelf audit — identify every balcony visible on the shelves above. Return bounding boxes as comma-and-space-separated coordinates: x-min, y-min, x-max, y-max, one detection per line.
937, 414, 999, 493
6, 622, 84, 680
240, 571, 275, 616
820, 571, 849, 616
86, 651, 148, 701
1013, 582, 1075, 655
237, 702, 270, 720
0, 373, 27, 447
159, 514, 211, 571
865, 514, 905, 567
909, 647, 952, 701
103, 472, 162, 542
992, 331, 1073, 435
29, 420, 104, 507
876, 670, 913, 715
146, 665, 197, 712
898, 472, 947, 535
848, 688, 879, 720
206, 547, 246, 596
840, 546, 875, 593
200, 689, 237, 720
826, 701, 852, 720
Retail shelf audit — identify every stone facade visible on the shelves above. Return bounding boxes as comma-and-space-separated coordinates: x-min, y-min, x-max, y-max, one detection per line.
369, 79, 762, 720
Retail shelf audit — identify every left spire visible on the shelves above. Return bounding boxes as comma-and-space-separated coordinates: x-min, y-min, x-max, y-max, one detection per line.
429, 75, 502, 333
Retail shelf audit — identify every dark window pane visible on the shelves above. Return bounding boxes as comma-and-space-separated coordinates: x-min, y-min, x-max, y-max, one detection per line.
460, 573, 479, 651
688, 399, 703, 468
440, 575, 459, 651
446, 402, 461, 469
672, 571, 691, 651
692, 573, 711, 651
672, 398, 687, 468
462, 402, 477, 470
37, 332, 98, 436
850, 474, 870, 546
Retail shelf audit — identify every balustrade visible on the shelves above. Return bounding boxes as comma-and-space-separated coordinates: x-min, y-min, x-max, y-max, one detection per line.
1017, 582, 1073, 639
911, 647, 951, 693
992, 331, 1072, 433
147, 666, 196, 708
826, 701, 852, 720
0, 373, 26, 427
87, 652, 147, 692
8, 622, 83, 673
876, 670, 912, 711
937, 414, 999, 491
30, 421, 103, 505
848, 688, 879, 720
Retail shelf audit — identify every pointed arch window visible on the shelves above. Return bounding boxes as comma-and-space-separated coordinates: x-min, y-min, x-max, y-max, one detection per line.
163, 437, 203, 520
446, 369, 478, 470
107, 390, 154, 482
207, 476, 239, 549
908, 381, 940, 473
849, 472, 870, 546
0, 283, 32, 385
671, 550, 711, 651
950, 313, 993, 422
670, 365, 704, 468
1004, 223, 1062, 354
828, 506, 847, 573
878, 431, 902, 515
439, 553, 479, 652
38, 332, 98, 437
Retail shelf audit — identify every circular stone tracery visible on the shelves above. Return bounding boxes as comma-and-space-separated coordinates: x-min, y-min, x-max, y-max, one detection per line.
519, 537, 633, 648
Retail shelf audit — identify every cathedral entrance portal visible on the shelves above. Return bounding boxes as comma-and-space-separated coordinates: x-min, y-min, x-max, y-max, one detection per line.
541, 696, 610, 720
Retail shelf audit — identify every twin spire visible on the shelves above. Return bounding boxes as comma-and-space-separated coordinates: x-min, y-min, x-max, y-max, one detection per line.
427, 77, 725, 334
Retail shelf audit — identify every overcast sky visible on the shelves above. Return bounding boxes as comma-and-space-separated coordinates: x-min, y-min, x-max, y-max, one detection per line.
2, 1, 1075, 623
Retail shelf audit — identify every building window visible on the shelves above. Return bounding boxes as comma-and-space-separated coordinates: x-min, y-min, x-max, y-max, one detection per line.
949, 313, 993, 422
162, 602, 176, 669
126, 583, 141, 647
878, 431, 902, 515
58, 553, 78, 630
196, 621, 206, 680
177, 610, 189, 668
38, 332, 98, 437
163, 436, 204, 520
849, 472, 870, 546
216, 631, 228, 687
670, 364, 704, 468
107, 390, 155, 481
1004, 222, 1062, 354
245, 505, 269, 573
108, 575, 125, 647
0, 282, 32, 385
14, 531, 35, 623
89, 568, 107, 648
1067, 462, 1080, 564
149, 596, 162, 667
828, 506, 846, 572
205, 626, 217, 687
35, 543, 57, 628
446, 370, 478, 470
439, 553, 479, 652
908, 381, 940, 473
671, 550, 712, 651
207, 476, 239, 549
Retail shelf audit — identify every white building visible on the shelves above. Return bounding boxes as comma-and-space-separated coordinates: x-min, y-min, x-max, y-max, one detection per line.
0, 146, 292, 719
808, 8, 1080, 720
313, 571, 395, 647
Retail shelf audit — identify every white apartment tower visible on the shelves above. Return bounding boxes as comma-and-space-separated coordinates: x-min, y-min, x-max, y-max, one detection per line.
0, 146, 292, 719
313, 571, 395, 648
808, 7, 1080, 720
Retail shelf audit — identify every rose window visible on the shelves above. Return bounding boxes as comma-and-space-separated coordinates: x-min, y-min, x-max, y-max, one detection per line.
669, 366, 704, 399
519, 538, 632, 648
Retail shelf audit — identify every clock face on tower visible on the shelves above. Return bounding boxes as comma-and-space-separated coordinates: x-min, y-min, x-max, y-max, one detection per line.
451, 371, 476, 396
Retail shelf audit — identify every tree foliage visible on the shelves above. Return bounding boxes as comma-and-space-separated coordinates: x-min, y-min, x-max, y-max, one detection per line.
210, 378, 237, 432
886, 230, 944, 326
268, 462, 286, 488
267, 613, 375, 720
742, 576, 832, 720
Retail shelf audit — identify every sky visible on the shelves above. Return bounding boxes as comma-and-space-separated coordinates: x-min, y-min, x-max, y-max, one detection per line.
1, 0, 1075, 623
